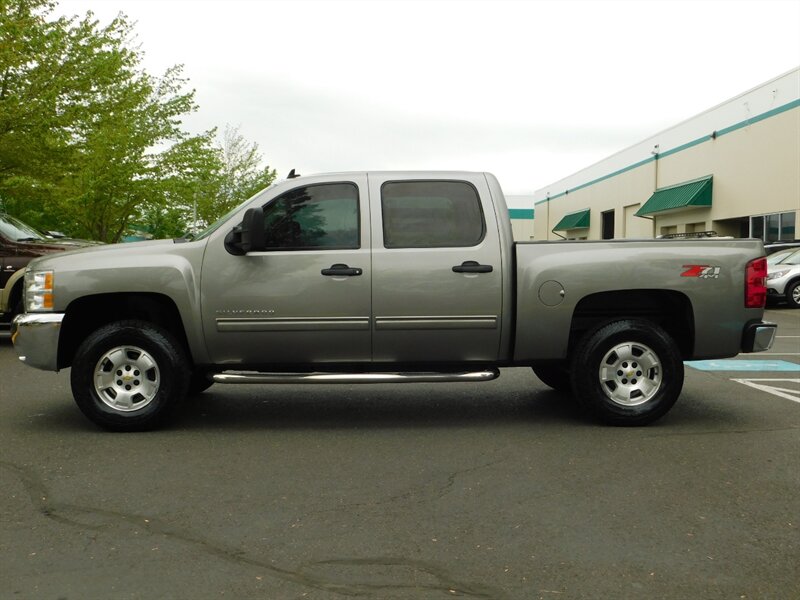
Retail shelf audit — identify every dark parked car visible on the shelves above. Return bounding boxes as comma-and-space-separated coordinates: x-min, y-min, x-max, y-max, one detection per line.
1, 213, 98, 330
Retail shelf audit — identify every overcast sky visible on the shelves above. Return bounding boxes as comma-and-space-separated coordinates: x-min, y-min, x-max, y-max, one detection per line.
59, 0, 800, 204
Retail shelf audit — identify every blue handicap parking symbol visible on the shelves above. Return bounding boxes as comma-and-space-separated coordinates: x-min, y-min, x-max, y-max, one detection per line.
685, 359, 800, 372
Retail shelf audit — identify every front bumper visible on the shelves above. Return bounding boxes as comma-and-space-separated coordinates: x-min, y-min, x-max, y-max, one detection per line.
11, 312, 65, 371
766, 271, 796, 296
741, 321, 777, 353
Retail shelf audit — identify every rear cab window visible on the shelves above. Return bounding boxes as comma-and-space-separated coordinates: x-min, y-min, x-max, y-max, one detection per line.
380, 180, 485, 248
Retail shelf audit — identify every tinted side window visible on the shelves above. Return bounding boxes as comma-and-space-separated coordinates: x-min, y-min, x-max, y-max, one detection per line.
262, 183, 359, 250
381, 181, 485, 248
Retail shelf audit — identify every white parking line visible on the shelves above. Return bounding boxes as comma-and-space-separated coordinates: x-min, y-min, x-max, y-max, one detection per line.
731, 378, 800, 404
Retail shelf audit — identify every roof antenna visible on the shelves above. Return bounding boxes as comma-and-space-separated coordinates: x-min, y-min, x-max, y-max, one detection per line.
287, 168, 300, 179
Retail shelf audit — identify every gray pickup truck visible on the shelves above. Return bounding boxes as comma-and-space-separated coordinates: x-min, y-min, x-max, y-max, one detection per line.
12, 171, 776, 430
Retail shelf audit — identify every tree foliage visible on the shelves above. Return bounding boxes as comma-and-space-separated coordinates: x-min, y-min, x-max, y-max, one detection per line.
194, 125, 277, 230
0, 0, 275, 241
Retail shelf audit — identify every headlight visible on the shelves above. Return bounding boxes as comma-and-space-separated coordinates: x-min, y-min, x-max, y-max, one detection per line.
766, 269, 790, 281
25, 269, 55, 311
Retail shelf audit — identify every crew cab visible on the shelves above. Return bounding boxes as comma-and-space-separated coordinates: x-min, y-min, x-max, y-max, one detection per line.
11, 171, 776, 430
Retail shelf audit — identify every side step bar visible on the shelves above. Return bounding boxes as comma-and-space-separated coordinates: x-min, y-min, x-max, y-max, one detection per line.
212, 369, 500, 385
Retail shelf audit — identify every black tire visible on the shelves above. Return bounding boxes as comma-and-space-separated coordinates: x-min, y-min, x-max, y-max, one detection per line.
188, 370, 214, 395
532, 361, 572, 393
786, 281, 800, 309
1, 298, 22, 326
70, 320, 190, 431
11, 298, 23, 320
570, 319, 684, 426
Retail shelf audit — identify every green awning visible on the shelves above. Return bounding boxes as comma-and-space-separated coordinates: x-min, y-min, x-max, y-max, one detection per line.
553, 209, 590, 230
636, 176, 712, 217
508, 208, 535, 220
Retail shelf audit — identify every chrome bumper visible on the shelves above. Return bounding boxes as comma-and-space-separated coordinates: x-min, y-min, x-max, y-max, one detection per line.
741, 321, 777, 353
11, 313, 65, 371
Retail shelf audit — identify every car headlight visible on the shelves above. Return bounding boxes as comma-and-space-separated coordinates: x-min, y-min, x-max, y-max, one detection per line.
766, 269, 790, 281
25, 269, 55, 311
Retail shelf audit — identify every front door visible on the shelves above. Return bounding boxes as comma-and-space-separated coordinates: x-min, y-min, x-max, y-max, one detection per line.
200, 175, 372, 366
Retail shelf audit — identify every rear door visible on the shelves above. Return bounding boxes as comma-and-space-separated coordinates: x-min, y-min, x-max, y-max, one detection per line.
368, 174, 503, 363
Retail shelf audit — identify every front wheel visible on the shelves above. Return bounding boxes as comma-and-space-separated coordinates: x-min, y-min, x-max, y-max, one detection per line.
70, 320, 190, 431
786, 281, 800, 308
570, 319, 684, 426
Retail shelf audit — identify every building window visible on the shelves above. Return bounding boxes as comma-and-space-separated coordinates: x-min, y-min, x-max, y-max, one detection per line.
750, 212, 797, 242
751, 215, 764, 240
767, 214, 780, 241
601, 210, 615, 239
781, 212, 796, 240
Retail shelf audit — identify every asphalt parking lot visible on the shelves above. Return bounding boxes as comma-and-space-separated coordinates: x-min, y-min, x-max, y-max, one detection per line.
1, 309, 798, 599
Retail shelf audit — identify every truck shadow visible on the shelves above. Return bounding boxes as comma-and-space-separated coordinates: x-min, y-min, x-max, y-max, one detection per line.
28, 385, 592, 433
176, 386, 588, 431
17, 371, 745, 434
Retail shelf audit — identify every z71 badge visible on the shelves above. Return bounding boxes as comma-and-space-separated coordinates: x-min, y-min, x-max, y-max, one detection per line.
681, 265, 722, 279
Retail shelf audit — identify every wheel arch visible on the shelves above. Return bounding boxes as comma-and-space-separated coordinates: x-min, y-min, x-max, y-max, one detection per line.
569, 289, 694, 359
784, 276, 800, 300
58, 293, 193, 369
1, 269, 25, 314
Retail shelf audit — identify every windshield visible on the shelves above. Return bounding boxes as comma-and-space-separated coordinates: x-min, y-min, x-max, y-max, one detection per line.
767, 248, 800, 265
193, 184, 277, 241
0, 213, 46, 242
193, 202, 247, 241
777, 249, 800, 266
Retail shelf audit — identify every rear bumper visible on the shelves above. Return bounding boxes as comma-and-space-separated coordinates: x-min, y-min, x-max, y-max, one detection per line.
741, 321, 777, 353
11, 312, 64, 371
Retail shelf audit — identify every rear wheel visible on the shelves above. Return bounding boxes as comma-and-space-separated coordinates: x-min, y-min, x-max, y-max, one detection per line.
570, 319, 683, 426
0, 298, 22, 332
70, 320, 190, 431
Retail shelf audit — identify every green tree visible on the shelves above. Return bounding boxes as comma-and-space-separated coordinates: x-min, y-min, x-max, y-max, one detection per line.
192, 125, 277, 230
0, 1, 275, 242
1, 0, 99, 221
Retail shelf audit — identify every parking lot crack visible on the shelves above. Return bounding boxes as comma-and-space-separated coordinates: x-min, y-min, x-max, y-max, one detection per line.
434, 457, 507, 500
298, 557, 508, 599
1, 460, 503, 597
302, 457, 508, 519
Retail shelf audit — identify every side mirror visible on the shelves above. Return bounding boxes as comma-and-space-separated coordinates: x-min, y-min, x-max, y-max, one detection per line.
240, 207, 265, 253
224, 207, 265, 255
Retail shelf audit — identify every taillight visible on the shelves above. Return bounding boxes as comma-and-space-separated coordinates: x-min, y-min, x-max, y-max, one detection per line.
745, 257, 767, 308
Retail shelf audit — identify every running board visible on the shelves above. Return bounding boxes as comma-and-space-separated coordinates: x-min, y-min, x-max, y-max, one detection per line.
211, 369, 500, 385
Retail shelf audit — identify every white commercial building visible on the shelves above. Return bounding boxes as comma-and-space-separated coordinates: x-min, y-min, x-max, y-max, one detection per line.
532, 68, 800, 242
505, 195, 535, 240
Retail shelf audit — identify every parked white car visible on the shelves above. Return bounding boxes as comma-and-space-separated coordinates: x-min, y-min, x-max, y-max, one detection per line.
767, 248, 800, 308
